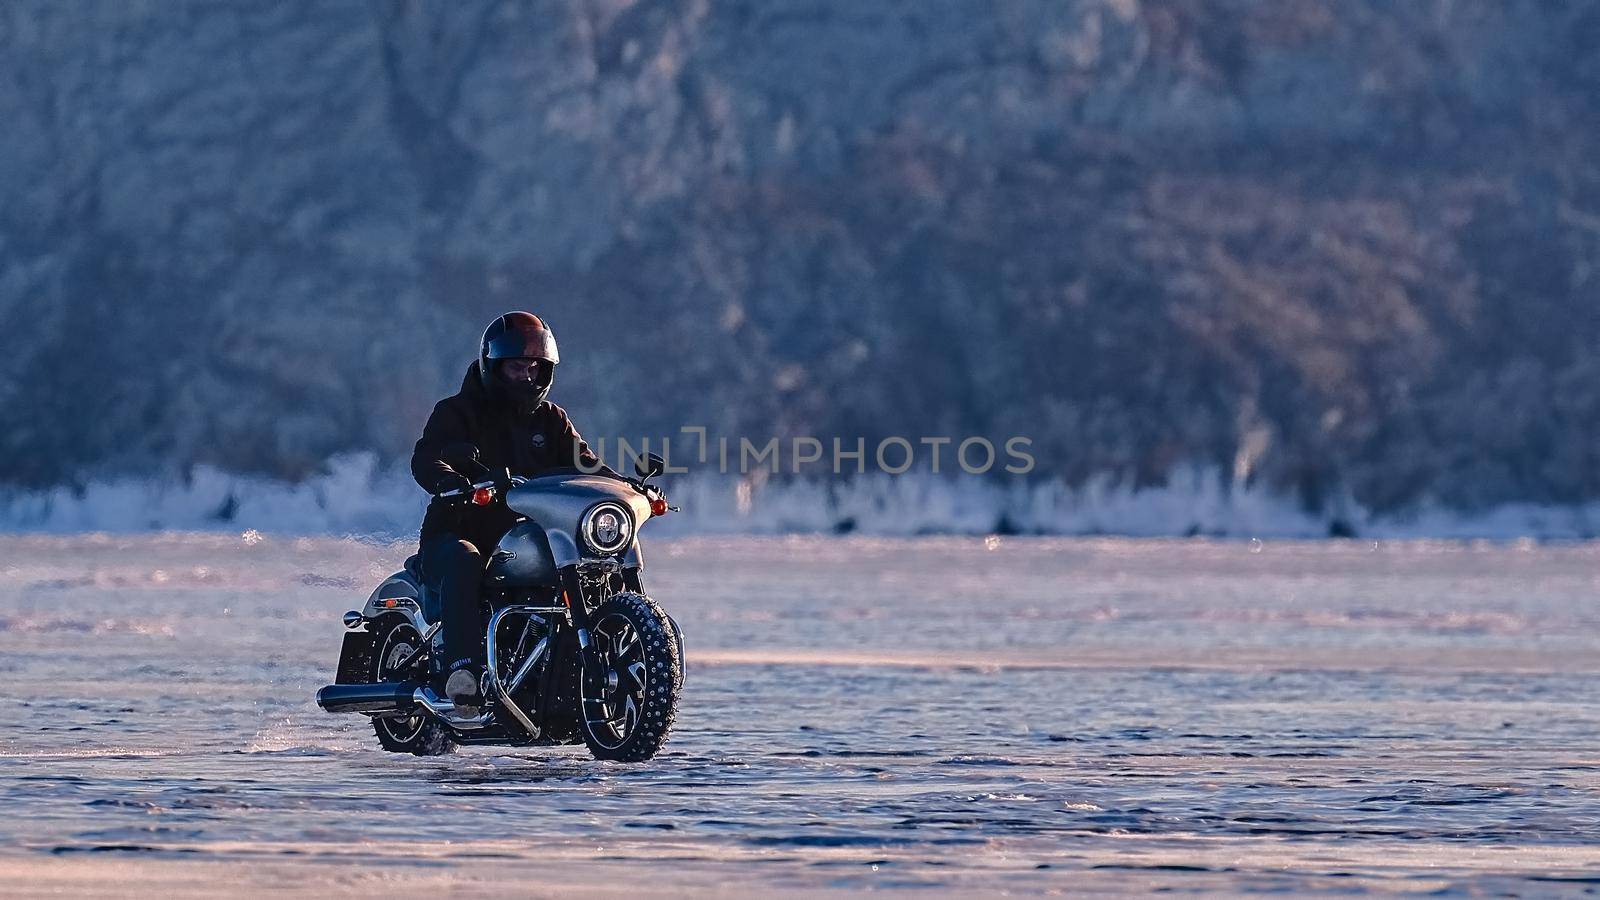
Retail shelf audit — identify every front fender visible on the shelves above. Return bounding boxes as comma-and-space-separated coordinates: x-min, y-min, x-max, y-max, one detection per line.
668, 614, 685, 681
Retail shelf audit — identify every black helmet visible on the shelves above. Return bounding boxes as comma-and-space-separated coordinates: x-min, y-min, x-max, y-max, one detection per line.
479, 311, 560, 412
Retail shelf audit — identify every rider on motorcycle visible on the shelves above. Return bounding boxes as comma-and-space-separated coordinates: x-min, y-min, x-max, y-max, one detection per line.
410, 311, 616, 710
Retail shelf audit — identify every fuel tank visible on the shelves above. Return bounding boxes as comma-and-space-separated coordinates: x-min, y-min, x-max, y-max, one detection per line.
486, 520, 559, 587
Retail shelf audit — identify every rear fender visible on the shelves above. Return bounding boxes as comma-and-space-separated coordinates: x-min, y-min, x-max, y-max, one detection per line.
335, 571, 433, 682
362, 571, 431, 632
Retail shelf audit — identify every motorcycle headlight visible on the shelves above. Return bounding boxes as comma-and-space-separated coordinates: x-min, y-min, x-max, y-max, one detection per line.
581, 502, 633, 555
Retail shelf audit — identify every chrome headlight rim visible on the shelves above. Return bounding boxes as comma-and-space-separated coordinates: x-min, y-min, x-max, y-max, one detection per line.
580, 501, 633, 555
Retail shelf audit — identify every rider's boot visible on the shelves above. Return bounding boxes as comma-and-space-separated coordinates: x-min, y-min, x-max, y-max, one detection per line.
442, 657, 483, 715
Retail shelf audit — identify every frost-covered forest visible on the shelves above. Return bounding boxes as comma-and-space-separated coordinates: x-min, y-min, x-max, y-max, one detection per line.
2, 1, 1598, 530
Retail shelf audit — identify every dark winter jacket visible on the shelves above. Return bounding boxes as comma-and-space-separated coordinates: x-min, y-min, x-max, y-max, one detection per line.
412, 365, 608, 550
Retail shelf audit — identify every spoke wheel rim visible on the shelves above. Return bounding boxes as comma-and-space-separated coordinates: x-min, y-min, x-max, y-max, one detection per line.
375, 624, 426, 744
582, 612, 648, 750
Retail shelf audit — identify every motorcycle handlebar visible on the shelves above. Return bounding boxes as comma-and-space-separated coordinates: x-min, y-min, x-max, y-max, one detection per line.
432, 471, 674, 512
432, 467, 525, 505
433, 478, 498, 499
431, 478, 499, 506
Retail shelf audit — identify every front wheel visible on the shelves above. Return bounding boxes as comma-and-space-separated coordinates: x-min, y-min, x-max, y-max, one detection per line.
580, 592, 680, 762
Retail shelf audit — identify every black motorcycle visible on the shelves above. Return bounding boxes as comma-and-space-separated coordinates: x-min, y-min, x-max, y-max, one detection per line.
315, 452, 683, 762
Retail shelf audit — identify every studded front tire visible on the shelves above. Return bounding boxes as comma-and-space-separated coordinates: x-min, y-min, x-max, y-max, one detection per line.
579, 592, 680, 762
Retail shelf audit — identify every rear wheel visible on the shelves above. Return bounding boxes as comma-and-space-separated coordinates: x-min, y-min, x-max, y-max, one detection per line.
370, 619, 455, 756
580, 592, 680, 762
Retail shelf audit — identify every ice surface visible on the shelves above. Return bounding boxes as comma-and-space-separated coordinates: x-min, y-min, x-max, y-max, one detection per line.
1, 534, 1598, 894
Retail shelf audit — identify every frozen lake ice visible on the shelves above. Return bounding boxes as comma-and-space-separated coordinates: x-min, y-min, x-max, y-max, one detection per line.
1, 533, 1598, 894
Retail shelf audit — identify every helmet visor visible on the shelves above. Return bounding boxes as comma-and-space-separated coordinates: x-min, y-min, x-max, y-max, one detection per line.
484, 323, 559, 364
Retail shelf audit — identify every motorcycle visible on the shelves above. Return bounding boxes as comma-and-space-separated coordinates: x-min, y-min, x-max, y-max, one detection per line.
315, 450, 683, 762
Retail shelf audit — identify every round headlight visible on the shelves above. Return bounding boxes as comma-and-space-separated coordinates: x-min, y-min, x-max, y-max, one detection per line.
581, 502, 633, 555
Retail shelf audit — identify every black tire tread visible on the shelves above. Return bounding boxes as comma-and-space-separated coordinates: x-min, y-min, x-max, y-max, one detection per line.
582, 591, 681, 762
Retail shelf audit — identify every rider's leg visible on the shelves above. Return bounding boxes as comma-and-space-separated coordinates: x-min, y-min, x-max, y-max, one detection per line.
422, 537, 484, 702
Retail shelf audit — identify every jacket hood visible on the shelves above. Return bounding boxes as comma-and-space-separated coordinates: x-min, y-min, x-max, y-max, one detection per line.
453, 363, 492, 409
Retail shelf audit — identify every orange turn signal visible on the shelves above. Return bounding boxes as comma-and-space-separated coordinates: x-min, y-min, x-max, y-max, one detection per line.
650, 496, 669, 517
472, 487, 493, 506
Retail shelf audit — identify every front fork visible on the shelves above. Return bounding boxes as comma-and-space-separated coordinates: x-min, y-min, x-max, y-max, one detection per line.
559, 567, 596, 654
561, 564, 644, 698
560, 566, 611, 716
561, 564, 641, 646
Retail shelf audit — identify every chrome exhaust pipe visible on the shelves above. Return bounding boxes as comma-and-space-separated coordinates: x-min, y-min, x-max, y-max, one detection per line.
315, 682, 495, 729
315, 682, 418, 714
